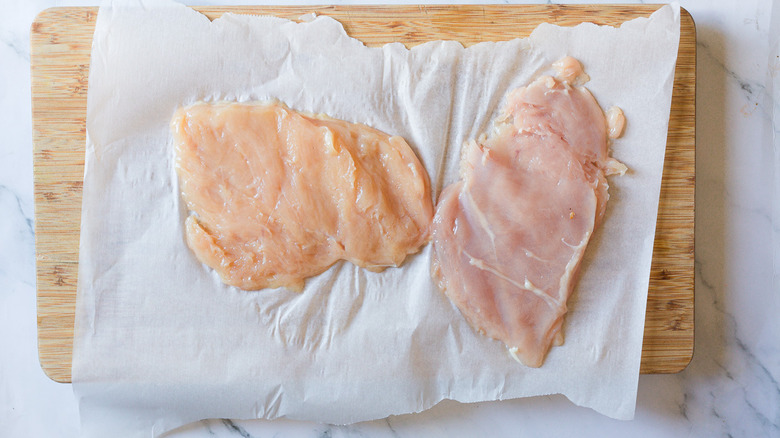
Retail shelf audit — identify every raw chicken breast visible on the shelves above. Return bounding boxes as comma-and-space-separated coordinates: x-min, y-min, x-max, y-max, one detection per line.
432, 58, 625, 367
172, 101, 433, 291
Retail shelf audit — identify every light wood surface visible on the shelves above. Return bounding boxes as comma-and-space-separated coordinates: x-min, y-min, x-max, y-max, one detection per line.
32, 5, 695, 383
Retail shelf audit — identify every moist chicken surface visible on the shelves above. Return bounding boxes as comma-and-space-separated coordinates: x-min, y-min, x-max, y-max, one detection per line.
172, 102, 433, 291
432, 58, 626, 367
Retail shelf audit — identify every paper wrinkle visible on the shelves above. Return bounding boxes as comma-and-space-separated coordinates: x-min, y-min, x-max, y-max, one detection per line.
73, 0, 681, 435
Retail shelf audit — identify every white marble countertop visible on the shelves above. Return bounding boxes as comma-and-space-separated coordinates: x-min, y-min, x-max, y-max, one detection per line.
2, 0, 778, 436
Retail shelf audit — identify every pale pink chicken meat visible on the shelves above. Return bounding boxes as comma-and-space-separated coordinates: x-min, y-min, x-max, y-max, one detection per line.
432, 57, 625, 367
172, 101, 433, 291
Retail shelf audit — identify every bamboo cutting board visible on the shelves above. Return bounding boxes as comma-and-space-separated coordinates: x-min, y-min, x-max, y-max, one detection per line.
32, 5, 695, 383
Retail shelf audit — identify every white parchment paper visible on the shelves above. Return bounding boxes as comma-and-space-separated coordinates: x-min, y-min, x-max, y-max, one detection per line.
73, 1, 680, 435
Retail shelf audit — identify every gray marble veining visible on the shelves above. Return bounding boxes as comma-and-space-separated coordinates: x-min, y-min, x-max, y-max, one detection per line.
0, 185, 35, 287
0, 31, 30, 62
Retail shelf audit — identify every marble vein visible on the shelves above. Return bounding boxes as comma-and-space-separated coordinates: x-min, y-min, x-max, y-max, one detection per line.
202, 419, 217, 436
733, 335, 780, 428
678, 392, 689, 421
220, 419, 253, 438
0, 184, 35, 287
384, 417, 400, 437
702, 180, 773, 228
694, 259, 715, 292
0, 31, 30, 62
0, 184, 34, 235
698, 39, 773, 121
700, 279, 780, 435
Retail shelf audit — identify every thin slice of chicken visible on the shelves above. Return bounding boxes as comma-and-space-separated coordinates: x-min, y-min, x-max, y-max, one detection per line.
432, 57, 626, 367
172, 101, 433, 291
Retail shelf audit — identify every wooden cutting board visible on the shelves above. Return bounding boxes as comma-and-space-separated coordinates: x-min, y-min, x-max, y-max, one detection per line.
31, 5, 695, 383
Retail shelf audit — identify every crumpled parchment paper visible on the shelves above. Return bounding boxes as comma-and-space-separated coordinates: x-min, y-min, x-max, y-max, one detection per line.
73, 2, 680, 436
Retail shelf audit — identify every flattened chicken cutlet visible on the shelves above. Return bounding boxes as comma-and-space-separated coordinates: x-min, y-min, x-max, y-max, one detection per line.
432, 57, 626, 367
172, 102, 433, 291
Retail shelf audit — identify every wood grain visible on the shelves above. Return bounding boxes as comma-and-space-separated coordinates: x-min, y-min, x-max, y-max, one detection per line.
32, 5, 695, 383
